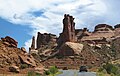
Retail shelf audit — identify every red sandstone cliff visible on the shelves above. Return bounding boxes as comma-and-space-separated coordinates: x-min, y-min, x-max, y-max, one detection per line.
29, 14, 120, 70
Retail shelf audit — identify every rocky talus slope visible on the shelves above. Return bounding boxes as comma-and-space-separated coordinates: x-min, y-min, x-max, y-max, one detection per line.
0, 36, 43, 73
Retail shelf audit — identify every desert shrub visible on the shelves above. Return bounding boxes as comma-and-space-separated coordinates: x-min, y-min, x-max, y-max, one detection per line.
103, 63, 118, 75
27, 71, 41, 76
97, 63, 120, 76
20, 64, 28, 69
27, 71, 35, 76
44, 66, 62, 76
98, 67, 104, 72
103, 63, 120, 76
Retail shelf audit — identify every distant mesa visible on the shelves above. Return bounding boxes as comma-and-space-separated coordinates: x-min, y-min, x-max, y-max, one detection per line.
94, 24, 114, 32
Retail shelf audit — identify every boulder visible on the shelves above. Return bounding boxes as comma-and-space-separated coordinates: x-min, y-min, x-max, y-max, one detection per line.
59, 42, 83, 56
29, 49, 38, 54
9, 65, 20, 73
34, 66, 44, 74
19, 55, 36, 67
91, 61, 95, 64
21, 47, 27, 53
1, 36, 18, 47
95, 44, 102, 49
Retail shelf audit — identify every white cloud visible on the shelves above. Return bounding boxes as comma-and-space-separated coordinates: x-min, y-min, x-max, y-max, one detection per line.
0, 0, 120, 51
24, 39, 32, 52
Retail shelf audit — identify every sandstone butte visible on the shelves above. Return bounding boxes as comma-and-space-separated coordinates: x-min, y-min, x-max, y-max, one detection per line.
29, 14, 120, 70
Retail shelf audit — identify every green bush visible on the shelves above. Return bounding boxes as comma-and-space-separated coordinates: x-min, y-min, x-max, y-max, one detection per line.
103, 63, 118, 75
97, 63, 120, 76
44, 66, 62, 76
20, 64, 28, 69
27, 71, 41, 76
98, 67, 104, 72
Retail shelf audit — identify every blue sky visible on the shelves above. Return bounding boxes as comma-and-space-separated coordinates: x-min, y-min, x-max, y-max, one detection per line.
0, 18, 32, 48
0, 0, 120, 51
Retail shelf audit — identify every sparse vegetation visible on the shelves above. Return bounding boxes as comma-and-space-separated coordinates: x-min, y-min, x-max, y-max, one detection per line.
27, 71, 41, 76
20, 64, 28, 69
97, 63, 120, 76
27, 66, 62, 76
103, 63, 118, 75
44, 66, 62, 76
